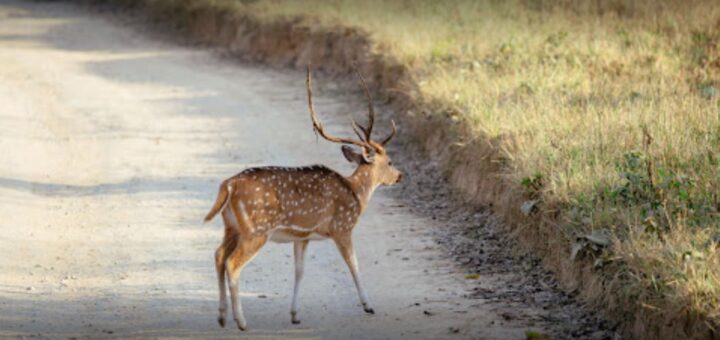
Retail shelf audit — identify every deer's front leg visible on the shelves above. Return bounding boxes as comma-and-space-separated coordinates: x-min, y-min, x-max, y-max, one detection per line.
290, 240, 309, 324
333, 233, 374, 314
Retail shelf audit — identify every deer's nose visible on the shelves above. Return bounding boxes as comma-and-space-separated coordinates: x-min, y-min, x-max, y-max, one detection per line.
396, 173, 403, 183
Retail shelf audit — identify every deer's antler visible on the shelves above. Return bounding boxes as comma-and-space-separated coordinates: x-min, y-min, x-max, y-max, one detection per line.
306, 66, 397, 154
307, 67, 370, 151
353, 68, 375, 143
380, 119, 397, 146
353, 67, 397, 148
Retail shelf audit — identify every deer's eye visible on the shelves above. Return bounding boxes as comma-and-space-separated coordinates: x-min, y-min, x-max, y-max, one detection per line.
388, 161, 393, 166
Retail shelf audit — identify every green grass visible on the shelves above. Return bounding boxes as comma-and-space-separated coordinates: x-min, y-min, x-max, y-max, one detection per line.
140, 0, 720, 332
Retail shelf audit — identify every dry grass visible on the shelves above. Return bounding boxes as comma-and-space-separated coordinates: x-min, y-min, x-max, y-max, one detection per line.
124, 0, 720, 334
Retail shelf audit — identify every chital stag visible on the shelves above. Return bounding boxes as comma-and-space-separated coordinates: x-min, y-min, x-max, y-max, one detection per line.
204, 67, 402, 330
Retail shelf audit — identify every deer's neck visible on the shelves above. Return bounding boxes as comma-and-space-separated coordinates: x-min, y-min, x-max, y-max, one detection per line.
347, 164, 378, 210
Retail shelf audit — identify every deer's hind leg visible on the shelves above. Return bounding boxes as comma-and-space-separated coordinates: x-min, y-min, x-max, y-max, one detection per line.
215, 230, 237, 328
226, 234, 267, 331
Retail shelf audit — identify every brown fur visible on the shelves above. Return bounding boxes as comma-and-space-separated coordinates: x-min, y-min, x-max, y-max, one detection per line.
207, 159, 400, 329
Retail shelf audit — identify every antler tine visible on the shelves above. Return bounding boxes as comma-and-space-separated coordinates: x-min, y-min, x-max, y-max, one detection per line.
351, 120, 366, 142
353, 68, 375, 142
380, 119, 397, 146
306, 66, 368, 149
354, 120, 369, 139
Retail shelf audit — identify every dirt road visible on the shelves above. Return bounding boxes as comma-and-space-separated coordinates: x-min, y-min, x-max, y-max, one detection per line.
0, 1, 610, 339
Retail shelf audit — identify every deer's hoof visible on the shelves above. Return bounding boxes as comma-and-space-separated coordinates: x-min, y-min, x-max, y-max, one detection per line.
364, 307, 375, 314
217, 316, 225, 328
234, 319, 247, 331
291, 312, 301, 324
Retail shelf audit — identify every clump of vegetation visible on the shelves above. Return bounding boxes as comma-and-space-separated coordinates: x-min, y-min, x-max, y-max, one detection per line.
124, 0, 720, 335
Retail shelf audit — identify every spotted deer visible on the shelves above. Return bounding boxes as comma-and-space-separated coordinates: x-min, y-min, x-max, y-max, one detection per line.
204, 67, 402, 330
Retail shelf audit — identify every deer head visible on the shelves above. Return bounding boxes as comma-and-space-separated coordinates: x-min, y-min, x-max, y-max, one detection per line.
306, 67, 402, 186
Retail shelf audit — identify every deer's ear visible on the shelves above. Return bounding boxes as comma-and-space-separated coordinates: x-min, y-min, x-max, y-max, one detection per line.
341, 145, 371, 164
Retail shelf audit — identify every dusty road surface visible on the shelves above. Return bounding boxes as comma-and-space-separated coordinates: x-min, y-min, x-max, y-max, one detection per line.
0, 1, 610, 339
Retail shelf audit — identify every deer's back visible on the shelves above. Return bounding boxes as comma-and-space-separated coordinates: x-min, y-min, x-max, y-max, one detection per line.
224, 165, 360, 242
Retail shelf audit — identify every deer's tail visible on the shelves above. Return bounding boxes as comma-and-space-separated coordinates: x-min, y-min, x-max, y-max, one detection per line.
204, 180, 232, 223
